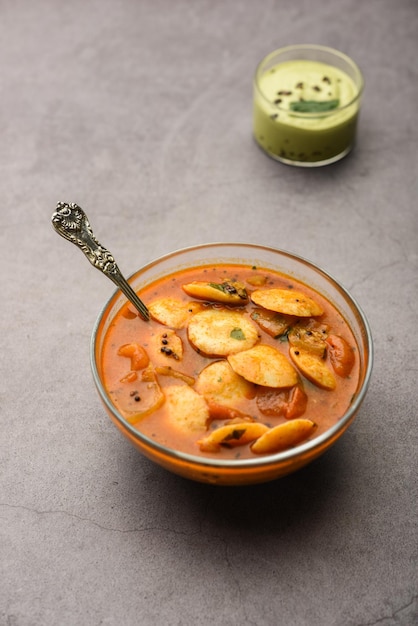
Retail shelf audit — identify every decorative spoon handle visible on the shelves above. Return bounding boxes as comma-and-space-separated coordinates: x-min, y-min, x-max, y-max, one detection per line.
51, 202, 149, 321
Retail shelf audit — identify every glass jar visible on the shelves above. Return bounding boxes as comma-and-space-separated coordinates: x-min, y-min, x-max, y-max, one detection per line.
253, 44, 364, 167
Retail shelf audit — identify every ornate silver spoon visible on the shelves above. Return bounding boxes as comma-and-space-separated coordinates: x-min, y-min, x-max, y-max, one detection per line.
51, 202, 149, 321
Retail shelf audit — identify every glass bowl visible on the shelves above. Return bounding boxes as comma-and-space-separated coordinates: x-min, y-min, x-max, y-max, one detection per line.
253, 44, 364, 166
91, 243, 373, 485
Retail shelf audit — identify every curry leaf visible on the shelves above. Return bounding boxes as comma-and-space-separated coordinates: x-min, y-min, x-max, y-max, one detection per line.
290, 99, 340, 113
208, 282, 227, 293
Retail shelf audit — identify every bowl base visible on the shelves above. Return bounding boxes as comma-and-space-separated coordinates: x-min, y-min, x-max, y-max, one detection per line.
254, 138, 353, 168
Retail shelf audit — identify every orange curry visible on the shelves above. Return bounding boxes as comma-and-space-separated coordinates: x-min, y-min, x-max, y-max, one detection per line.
101, 264, 359, 459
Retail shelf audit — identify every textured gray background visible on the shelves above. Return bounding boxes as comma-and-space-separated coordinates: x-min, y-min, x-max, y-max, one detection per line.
1, 1, 417, 625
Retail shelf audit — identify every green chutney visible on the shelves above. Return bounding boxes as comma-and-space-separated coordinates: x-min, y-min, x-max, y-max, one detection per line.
253, 59, 361, 166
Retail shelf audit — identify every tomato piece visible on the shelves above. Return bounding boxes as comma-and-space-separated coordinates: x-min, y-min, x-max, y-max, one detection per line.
207, 402, 252, 423
256, 385, 307, 419
286, 385, 308, 418
117, 343, 150, 370
326, 335, 355, 377
251, 308, 296, 338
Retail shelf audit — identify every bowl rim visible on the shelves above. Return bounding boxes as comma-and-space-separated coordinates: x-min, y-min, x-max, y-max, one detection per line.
90, 242, 373, 470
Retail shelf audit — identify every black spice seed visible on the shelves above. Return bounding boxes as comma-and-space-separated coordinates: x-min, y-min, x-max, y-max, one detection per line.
312, 85, 321, 92
277, 90, 292, 95
274, 99, 282, 105
223, 283, 237, 295
162, 333, 167, 338
296, 82, 304, 88
161, 339, 168, 345
322, 76, 331, 84
134, 395, 141, 402
294, 351, 300, 356
130, 390, 138, 396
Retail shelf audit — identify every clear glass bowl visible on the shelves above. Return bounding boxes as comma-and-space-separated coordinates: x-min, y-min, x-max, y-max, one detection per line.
253, 44, 364, 167
91, 243, 373, 485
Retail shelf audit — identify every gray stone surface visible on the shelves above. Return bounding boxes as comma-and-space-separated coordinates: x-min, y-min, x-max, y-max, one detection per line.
1, 1, 417, 625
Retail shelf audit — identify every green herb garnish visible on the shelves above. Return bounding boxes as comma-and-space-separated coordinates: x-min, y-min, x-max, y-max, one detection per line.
208, 282, 228, 293
290, 99, 340, 113
208, 281, 247, 299
230, 328, 246, 341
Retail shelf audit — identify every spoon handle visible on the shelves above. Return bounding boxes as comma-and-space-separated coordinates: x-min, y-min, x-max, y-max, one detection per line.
51, 202, 149, 321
